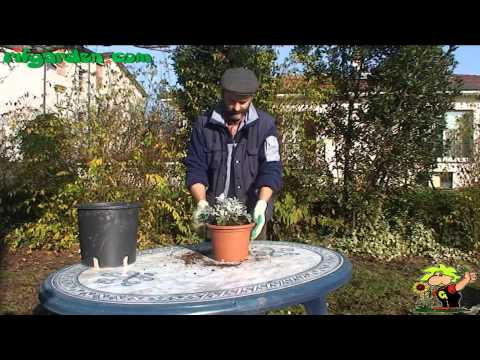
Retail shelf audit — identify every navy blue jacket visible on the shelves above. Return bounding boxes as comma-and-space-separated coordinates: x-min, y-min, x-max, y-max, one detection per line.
184, 104, 283, 220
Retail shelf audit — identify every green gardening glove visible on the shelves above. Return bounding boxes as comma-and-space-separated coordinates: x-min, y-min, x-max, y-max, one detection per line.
193, 200, 209, 236
251, 200, 267, 241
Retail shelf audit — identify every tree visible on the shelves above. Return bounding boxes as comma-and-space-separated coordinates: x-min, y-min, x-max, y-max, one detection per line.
1, 45, 172, 54
293, 45, 461, 226
171, 45, 279, 123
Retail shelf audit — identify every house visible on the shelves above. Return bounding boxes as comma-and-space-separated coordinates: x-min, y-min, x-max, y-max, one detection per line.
0, 45, 147, 140
432, 75, 480, 188
277, 74, 480, 189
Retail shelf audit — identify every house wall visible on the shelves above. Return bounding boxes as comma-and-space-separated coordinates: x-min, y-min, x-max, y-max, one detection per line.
0, 50, 145, 138
432, 92, 480, 188
279, 91, 480, 189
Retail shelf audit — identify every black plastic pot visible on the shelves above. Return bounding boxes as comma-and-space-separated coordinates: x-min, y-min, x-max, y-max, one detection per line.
75, 202, 142, 268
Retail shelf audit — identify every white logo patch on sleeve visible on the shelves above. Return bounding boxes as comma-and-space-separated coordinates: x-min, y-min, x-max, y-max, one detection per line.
265, 136, 280, 162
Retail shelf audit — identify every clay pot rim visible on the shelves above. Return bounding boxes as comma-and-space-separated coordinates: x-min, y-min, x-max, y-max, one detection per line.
206, 223, 255, 230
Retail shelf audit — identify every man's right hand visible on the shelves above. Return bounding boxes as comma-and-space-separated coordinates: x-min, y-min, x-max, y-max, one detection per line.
192, 200, 209, 233
465, 272, 477, 284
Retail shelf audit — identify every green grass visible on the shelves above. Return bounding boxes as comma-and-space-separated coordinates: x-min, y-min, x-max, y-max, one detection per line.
0, 270, 42, 315
268, 256, 480, 315
2, 246, 479, 315
327, 259, 418, 314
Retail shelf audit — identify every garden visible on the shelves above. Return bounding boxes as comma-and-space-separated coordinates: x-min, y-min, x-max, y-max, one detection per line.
1, 45, 480, 315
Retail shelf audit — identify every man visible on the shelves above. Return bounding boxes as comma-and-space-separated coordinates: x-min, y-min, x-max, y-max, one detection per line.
184, 67, 283, 241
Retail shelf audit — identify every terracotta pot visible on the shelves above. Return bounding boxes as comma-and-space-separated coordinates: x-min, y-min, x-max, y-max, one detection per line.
207, 223, 255, 262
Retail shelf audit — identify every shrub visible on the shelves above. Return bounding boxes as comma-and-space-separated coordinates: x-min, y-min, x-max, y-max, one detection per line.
323, 212, 477, 263
1, 85, 196, 251
385, 186, 479, 252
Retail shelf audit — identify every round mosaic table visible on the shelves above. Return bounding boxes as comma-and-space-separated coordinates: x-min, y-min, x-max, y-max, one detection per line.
39, 241, 352, 315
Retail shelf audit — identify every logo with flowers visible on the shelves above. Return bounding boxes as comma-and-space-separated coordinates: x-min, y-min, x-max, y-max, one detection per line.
412, 264, 478, 314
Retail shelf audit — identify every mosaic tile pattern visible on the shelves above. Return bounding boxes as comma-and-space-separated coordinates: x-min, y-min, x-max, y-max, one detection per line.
49, 241, 343, 305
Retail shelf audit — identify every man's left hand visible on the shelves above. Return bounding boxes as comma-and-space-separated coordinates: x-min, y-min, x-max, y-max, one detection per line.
251, 200, 267, 240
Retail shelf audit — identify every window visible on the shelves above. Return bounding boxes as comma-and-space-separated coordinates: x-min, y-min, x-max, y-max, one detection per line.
79, 67, 87, 93
439, 172, 453, 189
96, 64, 104, 89
56, 62, 66, 76
443, 111, 474, 159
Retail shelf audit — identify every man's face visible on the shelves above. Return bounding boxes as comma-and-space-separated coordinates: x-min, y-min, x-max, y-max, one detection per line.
222, 90, 253, 123
428, 274, 453, 286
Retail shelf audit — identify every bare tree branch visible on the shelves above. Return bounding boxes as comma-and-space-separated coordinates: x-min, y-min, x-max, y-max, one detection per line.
0, 45, 174, 54
1, 45, 77, 53
133, 45, 173, 53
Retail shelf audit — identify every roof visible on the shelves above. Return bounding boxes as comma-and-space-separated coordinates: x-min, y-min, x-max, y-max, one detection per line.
455, 75, 480, 91
279, 74, 480, 93
279, 75, 335, 92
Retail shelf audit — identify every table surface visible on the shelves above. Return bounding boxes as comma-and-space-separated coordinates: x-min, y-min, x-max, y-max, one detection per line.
39, 241, 352, 315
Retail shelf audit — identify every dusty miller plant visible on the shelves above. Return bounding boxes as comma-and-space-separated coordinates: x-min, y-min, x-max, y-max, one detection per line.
198, 196, 253, 226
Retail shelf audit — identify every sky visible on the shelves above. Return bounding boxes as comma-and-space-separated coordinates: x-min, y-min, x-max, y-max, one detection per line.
87, 45, 480, 89
450, 46, 480, 75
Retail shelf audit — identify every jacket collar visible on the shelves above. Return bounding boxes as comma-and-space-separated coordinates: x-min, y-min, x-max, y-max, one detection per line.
210, 103, 259, 128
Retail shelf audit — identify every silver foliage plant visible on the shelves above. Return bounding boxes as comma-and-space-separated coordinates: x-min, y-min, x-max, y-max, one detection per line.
199, 195, 253, 226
